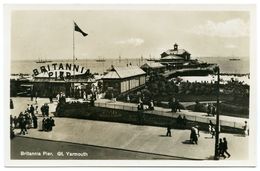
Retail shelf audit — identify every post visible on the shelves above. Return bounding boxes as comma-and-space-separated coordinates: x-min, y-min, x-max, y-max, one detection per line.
214, 66, 220, 160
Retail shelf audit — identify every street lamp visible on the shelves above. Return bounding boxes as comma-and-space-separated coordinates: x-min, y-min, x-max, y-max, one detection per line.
214, 66, 220, 160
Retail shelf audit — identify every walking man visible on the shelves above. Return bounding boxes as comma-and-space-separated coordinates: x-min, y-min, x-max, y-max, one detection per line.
223, 137, 231, 158
166, 124, 172, 137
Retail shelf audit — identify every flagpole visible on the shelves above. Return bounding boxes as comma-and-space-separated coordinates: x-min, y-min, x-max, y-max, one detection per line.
73, 21, 75, 78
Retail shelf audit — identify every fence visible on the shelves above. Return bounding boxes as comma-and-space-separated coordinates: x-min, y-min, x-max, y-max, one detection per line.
95, 101, 245, 130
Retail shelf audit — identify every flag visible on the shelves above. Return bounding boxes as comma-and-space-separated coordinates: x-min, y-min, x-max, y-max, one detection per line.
74, 22, 88, 37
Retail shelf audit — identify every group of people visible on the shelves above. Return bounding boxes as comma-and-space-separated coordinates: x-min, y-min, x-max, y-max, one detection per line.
176, 115, 187, 129
10, 104, 39, 136
217, 137, 231, 159
137, 99, 154, 111
40, 103, 50, 117
10, 99, 56, 138
169, 98, 181, 113
40, 117, 55, 132
207, 103, 216, 117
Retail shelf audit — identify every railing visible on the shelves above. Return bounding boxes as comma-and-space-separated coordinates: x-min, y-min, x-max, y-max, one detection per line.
94, 101, 245, 130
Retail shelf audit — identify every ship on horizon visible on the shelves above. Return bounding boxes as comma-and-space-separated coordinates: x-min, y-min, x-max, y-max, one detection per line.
96, 57, 106, 62
36, 57, 53, 63
229, 58, 241, 61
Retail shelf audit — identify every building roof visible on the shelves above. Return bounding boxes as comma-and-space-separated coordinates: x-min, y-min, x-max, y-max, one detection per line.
141, 62, 165, 69
103, 66, 146, 79
160, 55, 184, 60
162, 49, 190, 56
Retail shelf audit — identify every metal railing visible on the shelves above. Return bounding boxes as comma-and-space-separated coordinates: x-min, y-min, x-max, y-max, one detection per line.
94, 101, 245, 130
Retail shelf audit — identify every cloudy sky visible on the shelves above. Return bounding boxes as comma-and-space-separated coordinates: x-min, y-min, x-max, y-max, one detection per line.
11, 9, 250, 60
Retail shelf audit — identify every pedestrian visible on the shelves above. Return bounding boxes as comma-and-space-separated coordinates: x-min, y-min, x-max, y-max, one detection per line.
35, 91, 38, 104
190, 128, 197, 144
41, 105, 45, 117
207, 103, 211, 116
10, 99, 14, 109
177, 115, 182, 128
35, 106, 39, 115
209, 125, 216, 138
50, 117, 55, 127
175, 99, 181, 112
166, 124, 172, 137
83, 91, 87, 101
32, 115, 38, 129
49, 94, 53, 103
13, 116, 18, 128
30, 90, 33, 101
126, 95, 130, 103
182, 115, 187, 128
26, 104, 30, 113
10, 115, 14, 127
212, 105, 216, 117
46, 117, 52, 131
30, 105, 35, 115
19, 116, 28, 135
243, 121, 249, 136
223, 137, 231, 158
171, 98, 177, 112
149, 100, 154, 110
218, 138, 226, 159
190, 126, 199, 144
42, 118, 46, 131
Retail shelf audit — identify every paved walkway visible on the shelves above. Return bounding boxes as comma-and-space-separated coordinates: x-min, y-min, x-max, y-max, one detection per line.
11, 97, 249, 160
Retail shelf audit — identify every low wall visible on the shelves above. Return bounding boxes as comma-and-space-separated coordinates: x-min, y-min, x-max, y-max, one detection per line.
55, 102, 244, 134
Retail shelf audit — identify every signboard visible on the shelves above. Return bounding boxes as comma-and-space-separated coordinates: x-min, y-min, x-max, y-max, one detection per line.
32, 63, 90, 78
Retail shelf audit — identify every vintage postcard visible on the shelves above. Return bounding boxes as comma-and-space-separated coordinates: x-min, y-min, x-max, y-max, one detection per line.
4, 4, 256, 166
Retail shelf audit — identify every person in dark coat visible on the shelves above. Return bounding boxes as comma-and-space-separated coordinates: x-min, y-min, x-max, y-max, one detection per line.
46, 117, 51, 131
19, 116, 28, 135
182, 115, 187, 128
50, 117, 55, 127
223, 137, 231, 158
218, 138, 226, 158
13, 116, 18, 128
10, 99, 14, 109
166, 125, 172, 137
30, 105, 35, 115
32, 115, 38, 129
42, 118, 46, 131
41, 105, 45, 117
175, 99, 181, 112
190, 128, 197, 144
46, 104, 49, 117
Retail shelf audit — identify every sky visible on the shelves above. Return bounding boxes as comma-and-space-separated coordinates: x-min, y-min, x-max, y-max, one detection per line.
11, 8, 250, 60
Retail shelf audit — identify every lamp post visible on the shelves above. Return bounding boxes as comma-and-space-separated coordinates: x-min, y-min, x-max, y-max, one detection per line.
214, 66, 220, 160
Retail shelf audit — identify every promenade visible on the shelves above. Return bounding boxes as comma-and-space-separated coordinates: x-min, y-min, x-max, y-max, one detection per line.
95, 99, 248, 130
10, 97, 249, 160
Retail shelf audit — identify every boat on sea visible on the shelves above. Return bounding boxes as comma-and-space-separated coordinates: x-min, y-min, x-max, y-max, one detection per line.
229, 58, 240, 61
96, 57, 106, 62
35, 58, 53, 63
36, 59, 46, 63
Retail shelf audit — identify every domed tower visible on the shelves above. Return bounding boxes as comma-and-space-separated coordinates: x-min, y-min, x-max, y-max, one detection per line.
173, 43, 178, 51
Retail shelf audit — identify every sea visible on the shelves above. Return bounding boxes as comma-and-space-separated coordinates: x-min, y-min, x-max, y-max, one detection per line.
11, 57, 249, 75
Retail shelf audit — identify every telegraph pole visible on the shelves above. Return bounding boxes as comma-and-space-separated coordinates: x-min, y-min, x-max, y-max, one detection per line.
214, 66, 220, 160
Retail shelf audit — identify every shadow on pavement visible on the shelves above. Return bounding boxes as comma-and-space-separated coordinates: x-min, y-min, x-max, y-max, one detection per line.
159, 135, 170, 137
182, 140, 194, 145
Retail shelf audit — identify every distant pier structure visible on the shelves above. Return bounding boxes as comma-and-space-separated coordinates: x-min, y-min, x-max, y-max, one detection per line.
159, 43, 191, 67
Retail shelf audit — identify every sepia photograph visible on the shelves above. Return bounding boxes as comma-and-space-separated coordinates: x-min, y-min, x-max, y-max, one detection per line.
4, 4, 257, 166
